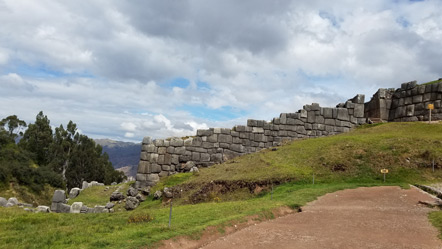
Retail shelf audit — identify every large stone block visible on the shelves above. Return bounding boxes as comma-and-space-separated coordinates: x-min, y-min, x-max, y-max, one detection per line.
307, 111, 316, 123
200, 153, 210, 162
158, 147, 168, 154
174, 147, 186, 155
406, 105, 415, 117
197, 129, 213, 136
192, 152, 200, 161
136, 173, 147, 181
151, 164, 162, 173
252, 127, 264, 133
170, 138, 184, 147
413, 95, 423, 104
218, 134, 233, 143
337, 108, 349, 121
300, 109, 308, 118
52, 190, 66, 203
354, 104, 364, 118
142, 137, 152, 145
140, 152, 148, 160
247, 119, 258, 127
69, 188, 81, 199
323, 108, 333, 118
70, 202, 83, 214
352, 94, 365, 104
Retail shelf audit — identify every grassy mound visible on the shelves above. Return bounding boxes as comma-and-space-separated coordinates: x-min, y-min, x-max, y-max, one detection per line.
1, 122, 441, 249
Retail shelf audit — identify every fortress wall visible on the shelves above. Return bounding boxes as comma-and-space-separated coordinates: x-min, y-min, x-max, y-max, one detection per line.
365, 80, 442, 122
135, 94, 366, 188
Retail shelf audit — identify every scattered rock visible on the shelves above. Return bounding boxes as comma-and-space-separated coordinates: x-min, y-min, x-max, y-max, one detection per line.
110, 192, 125, 201
104, 187, 109, 191
69, 188, 81, 199
52, 190, 66, 203
153, 190, 162, 200
5, 203, 14, 207
24, 208, 33, 212
190, 167, 199, 173
125, 197, 139, 210
0, 197, 7, 207
141, 187, 151, 196
36, 206, 51, 213
105, 202, 115, 209
136, 193, 147, 202
163, 187, 173, 198
59, 203, 71, 213
127, 187, 138, 197
109, 208, 114, 213
111, 182, 117, 185
93, 205, 106, 213
184, 161, 196, 171
7, 197, 19, 206
70, 202, 84, 213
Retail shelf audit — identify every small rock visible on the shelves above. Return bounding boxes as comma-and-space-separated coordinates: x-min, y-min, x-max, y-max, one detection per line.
110, 192, 125, 201
141, 187, 151, 196
80, 205, 89, 213
59, 203, 71, 213
109, 208, 114, 213
111, 182, 117, 185
190, 167, 199, 173
5, 203, 14, 207
24, 208, 33, 212
127, 187, 138, 197
36, 206, 51, 213
125, 197, 139, 210
184, 161, 196, 171
163, 187, 173, 198
153, 190, 162, 200
105, 202, 115, 209
136, 193, 147, 202
93, 205, 106, 213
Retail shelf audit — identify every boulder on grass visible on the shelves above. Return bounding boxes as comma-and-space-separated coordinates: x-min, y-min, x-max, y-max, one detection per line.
125, 197, 139, 210
52, 190, 66, 203
70, 202, 83, 213
7, 197, 19, 206
153, 190, 162, 200
93, 205, 106, 213
105, 202, 115, 209
69, 188, 81, 199
141, 187, 151, 196
136, 193, 146, 202
110, 192, 125, 201
163, 187, 173, 198
127, 187, 138, 197
0, 197, 8, 207
36, 206, 51, 213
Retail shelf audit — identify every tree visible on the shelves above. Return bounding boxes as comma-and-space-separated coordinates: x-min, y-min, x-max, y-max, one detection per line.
19, 111, 53, 166
0, 115, 27, 139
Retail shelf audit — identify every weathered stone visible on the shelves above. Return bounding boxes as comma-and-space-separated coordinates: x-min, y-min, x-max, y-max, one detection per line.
52, 190, 66, 203
93, 205, 106, 213
125, 197, 140, 210
7, 197, 19, 206
207, 134, 218, 143
163, 187, 173, 198
127, 187, 138, 197
70, 202, 83, 213
406, 105, 415, 117
190, 166, 199, 173
252, 127, 264, 133
197, 129, 213, 136
36, 205, 50, 213
354, 104, 364, 118
337, 108, 349, 121
82, 181, 89, 190
138, 161, 151, 174
159, 171, 169, 177
69, 188, 81, 199
136, 193, 147, 202
142, 136, 152, 145
0, 197, 7, 207
170, 138, 184, 147
151, 164, 162, 173
105, 202, 115, 209
218, 134, 233, 143
413, 95, 423, 103
110, 192, 125, 201
153, 190, 162, 200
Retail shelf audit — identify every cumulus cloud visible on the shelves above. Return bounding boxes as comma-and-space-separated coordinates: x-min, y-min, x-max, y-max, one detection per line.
1, 0, 441, 142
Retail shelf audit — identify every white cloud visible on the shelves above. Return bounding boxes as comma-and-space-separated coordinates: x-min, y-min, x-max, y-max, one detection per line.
1, 1, 442, 142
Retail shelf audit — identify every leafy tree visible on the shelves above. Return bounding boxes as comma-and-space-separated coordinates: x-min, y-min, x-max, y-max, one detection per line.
19, 111, 53, 165
0, 115, 27, 139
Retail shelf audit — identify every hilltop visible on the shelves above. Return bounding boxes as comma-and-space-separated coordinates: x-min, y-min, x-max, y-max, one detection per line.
1, 122, 442, 249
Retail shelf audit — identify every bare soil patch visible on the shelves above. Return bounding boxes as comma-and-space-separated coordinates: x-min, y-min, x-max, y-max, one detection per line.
160, 186, 442, 249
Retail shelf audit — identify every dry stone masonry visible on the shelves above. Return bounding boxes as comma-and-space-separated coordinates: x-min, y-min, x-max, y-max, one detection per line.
365, 80, 442, 122
135, 80, 442, 189
135, 94, 366, 188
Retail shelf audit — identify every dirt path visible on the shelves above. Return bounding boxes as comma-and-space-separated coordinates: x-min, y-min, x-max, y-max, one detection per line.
198, 186, 442, 249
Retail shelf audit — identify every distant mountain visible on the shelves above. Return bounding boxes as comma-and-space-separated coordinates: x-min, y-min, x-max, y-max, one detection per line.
95, 139, 141, 177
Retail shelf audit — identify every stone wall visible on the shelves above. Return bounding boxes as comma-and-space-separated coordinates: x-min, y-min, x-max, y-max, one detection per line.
135, 94, 366, 188
365, 80, 442, 122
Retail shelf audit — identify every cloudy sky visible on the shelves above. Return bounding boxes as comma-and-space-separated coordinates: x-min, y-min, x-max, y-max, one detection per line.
1, 0, 441, 142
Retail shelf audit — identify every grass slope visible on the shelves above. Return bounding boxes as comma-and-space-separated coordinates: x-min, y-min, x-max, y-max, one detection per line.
1, 122, 442, 249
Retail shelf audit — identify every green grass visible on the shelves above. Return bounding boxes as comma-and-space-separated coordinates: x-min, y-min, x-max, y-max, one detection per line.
429, 211, 442, 239
1, 122, 442, 248
421, 79, 441, 85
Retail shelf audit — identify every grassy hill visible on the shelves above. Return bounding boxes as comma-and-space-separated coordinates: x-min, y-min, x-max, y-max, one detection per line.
1, 122, 442, 249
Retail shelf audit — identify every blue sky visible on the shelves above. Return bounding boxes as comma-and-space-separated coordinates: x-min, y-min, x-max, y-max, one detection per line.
1, 0, 441, 142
